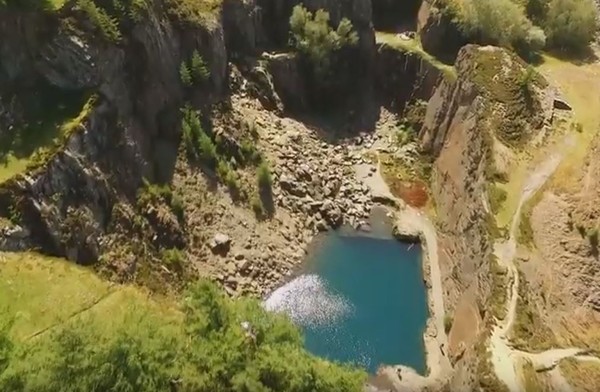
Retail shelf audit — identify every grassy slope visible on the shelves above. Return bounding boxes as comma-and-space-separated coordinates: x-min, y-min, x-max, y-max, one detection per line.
0, 87, 91, 184
493, 53, 600, 229
560, 358, 600, 392
537, 54, 600, 191
375, 32, 457, 81
0, 252, 180, 342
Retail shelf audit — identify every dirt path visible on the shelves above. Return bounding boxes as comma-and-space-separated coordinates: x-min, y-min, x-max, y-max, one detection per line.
489, 136, 598, 391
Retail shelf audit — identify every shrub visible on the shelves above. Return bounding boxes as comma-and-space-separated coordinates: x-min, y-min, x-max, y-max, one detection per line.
216, 158, 232, 182
76, 0, 122, 43
180, 106, 203, 155
225, 170, 240, 192
523, 25, 547, 53
190, 50, 210, 83
394, 124, 414, 147
137, 179, 172, 207
544, 0, 598, 51
526, 0, 550, 24
257, 161, 272, 190
160, 248, 185, 271
251, 193, 264, 217
289, 5, 359, 76
180, 61, 193, 87
459, 0, 545, 52
444, 313, 453, 334
519, 65, 536, 96
240, 138, 262, 164
198, 131, 217, 165
170, 192, 185, 221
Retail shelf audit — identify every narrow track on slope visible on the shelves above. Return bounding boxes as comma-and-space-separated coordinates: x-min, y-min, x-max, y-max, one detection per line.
489, 136, 599, 391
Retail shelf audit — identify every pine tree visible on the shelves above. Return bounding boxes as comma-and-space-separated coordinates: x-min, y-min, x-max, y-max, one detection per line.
179, 61, 192, 87
190, 50, 210, 83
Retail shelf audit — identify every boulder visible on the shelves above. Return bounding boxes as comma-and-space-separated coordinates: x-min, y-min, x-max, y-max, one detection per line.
210, 233, 232, 254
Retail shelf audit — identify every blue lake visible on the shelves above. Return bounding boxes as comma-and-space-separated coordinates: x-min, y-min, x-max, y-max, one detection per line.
265, 231, 429, 374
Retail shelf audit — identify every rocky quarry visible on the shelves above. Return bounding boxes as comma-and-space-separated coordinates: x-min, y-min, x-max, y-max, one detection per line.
1, 0, 599, 390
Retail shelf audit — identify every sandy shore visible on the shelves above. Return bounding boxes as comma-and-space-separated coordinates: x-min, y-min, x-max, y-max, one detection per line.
356, 162, 452, 391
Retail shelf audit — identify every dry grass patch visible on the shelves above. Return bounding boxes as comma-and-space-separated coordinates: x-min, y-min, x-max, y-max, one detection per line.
560, 358, 600, 392
510, 271, 558, 351
520, 358, 551, 392
536, 53, 600, 192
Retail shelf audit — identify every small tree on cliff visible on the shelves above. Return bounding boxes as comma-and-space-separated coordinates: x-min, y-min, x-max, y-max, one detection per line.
179, 62, 193, 87
190, 50, 210, 83
289, 5, 359, 76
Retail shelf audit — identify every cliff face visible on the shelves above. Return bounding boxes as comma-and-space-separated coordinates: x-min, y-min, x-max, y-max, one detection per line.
418, 45, 556, 389
0, 0, 380, 263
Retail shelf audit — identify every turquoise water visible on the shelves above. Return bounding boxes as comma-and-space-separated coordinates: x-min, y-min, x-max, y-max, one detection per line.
265, 232, 428, 374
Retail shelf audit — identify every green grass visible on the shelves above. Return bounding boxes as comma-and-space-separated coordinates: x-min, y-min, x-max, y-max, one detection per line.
517, 184, 547, 247
0, 252, 367, 391
0, 86, 91, 184
488, 183, 508, 215
167, 0, 222, 28
0, 252, 179, 342
375, 32, 457, 81
536, 54, 600, 192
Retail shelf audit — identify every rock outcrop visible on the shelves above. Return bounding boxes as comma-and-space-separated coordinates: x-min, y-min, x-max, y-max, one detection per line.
417, 44, 557, 390
375, 43, 443, 113
417, 1, 466, 64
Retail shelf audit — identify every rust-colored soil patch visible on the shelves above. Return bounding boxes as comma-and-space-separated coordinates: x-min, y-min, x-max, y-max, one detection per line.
388, 179, 429, 208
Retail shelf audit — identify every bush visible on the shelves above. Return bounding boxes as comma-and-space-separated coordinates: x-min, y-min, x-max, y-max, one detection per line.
180, 62, 193, 87
251, 193, 264, 216
289, 5, 359, 76
240, 138, 262, 165
160, 248, 185, 272
216, 158, 231, 182
544, 0, 598, 51
523, 25, 547, 53
181, 106, 202, 156
137, 179, 172, 207
459, 0, 545, 52
444, 313, 453, 334
170, 192, 185, 221
137, 179, 184, 219
190, 50, 210, 83
180, 106, 217, 165
76, 0, 122, 42
257, 161, 272, 190
198, 131, 217, 165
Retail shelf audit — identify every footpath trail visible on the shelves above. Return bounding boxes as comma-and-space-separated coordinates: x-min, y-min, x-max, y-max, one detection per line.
489, 136, 599, 391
